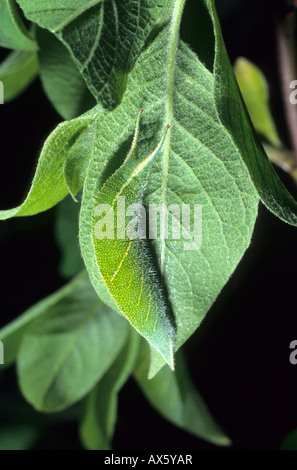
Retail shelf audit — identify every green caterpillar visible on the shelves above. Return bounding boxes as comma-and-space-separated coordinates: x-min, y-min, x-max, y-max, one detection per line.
91, 111, 175, 368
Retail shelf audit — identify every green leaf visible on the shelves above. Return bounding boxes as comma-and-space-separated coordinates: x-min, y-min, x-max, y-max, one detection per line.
207, 0, 297, 226
80, 329, 140, 450
79, 1, 259, 375
63, 120, 98, 199
0, 274, 87, 367
134, 341, 230, 446
91, 114, 175, 368
16, 0, 171, 107
0, 424, 39, 450
0, 0, 37, 50
0, 112, 94, 220
36, 27, 95, 120
17, 271, 129, 412
55, 196, 84, 279
0, 49, 38, 101
234, 57, 281, 148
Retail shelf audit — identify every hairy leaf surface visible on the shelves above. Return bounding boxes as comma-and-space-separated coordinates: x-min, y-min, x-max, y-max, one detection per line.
16, 0, 170, 107
79, 1, 259, 375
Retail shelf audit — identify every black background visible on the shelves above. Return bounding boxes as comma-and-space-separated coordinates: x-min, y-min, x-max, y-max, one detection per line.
1, 0, 297, 450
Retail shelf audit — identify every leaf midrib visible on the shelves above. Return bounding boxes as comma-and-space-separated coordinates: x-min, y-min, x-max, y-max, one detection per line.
160, 0, 186, 272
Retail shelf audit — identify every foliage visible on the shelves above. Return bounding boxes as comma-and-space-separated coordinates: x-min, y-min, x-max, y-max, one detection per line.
1, 0, 297, 450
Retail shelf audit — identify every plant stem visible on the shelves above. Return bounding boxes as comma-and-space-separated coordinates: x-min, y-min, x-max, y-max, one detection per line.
276, 10, 297, 164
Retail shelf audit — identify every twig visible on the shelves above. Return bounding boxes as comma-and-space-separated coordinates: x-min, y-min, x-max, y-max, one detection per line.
275, 9, 297, 164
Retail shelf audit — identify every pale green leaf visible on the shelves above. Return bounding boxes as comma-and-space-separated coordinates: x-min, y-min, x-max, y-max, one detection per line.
0, 0, 37, 50
234, 57, 281, 148
17, 271, 129, 412
0, 49, 38, 101
0, 112, 94, 220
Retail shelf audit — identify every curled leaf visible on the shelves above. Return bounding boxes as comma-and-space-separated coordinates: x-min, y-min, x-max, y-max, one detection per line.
91, 112, 175, 368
